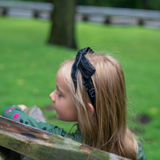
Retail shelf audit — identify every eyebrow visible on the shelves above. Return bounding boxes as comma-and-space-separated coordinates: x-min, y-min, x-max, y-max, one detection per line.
56, 84, 64, 94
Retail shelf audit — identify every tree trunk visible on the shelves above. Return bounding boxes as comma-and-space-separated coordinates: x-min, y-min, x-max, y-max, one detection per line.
47, 0, 77, 49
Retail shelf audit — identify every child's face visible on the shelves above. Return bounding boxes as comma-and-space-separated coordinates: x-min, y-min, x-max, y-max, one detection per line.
50, 68, 78, 122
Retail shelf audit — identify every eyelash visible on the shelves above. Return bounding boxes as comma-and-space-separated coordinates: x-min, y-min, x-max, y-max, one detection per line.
56, 91, 62, 97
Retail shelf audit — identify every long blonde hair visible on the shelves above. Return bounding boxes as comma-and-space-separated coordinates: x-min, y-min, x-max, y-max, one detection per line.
61, 52, 137, 160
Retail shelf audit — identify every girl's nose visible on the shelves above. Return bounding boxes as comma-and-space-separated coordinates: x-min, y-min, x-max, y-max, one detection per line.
50, 91, 55, 102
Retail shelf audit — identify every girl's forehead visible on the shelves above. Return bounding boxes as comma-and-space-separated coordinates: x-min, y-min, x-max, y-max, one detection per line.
56, 68, 63, 81
56, 68, 69, 92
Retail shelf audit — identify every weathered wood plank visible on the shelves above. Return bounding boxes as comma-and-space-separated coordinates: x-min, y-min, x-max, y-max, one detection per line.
0, 116, 129, 160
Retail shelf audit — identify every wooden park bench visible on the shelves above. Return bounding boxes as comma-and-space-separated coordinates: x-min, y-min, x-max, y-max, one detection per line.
0, 106, 129, 160
0, 1, 160, 25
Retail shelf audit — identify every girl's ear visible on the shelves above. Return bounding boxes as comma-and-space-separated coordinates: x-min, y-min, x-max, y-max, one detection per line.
88, 103, 95, 115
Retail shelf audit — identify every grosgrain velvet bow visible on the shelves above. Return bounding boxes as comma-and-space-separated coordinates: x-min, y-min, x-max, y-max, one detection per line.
71, 47, 96, 109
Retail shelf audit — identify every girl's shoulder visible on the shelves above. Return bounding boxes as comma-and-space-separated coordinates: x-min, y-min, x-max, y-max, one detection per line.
69, 125, 84, 143
137, 142, 146, 160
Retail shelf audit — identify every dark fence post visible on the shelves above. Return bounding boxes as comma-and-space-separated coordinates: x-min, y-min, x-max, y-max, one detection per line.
82, 14, 89, 21
138, 18, 145, 26
33, 10, 39, 18
2, 7, 8, 16
104, 16, 111, 24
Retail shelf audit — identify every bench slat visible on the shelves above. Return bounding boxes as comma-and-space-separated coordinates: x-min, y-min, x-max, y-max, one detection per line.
0, 116, 129, 160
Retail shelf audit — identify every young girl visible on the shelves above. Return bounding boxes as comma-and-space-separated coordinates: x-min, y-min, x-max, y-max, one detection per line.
2, 47, 146, 160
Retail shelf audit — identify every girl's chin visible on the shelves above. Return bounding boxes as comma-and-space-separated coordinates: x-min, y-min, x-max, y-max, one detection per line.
52, 104, 56, 110
56, 115, 64, 121
56, 114, 60, 119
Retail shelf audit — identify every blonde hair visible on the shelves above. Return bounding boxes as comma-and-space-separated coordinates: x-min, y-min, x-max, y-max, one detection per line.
61, 53, 137, 160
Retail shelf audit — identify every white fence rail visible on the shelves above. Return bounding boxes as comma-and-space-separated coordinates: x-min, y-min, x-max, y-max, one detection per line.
0, 1, 160, 26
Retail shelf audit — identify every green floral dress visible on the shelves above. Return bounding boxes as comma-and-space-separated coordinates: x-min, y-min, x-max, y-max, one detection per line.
2, 105, 146, 160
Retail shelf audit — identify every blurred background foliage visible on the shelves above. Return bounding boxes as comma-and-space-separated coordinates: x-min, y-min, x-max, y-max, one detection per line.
9, 0, 160, 10
0, 0, 160, 159
0, 17, 160, 159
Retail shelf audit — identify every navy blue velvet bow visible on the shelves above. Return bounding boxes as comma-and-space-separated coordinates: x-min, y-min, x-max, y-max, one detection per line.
71, 47, 96, 109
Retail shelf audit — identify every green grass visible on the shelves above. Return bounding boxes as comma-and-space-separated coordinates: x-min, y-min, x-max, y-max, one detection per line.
0, 17, 160, 159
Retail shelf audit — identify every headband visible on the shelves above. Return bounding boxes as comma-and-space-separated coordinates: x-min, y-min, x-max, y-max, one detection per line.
71, 47, 96, 110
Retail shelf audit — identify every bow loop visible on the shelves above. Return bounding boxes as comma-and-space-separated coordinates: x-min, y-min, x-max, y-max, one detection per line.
79, 56, 95, 80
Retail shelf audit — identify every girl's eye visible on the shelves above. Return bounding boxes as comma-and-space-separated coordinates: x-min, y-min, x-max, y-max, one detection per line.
56, 91, 62, 97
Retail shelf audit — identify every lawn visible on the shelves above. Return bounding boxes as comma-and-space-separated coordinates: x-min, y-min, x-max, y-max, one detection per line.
0, 17, 160, 159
